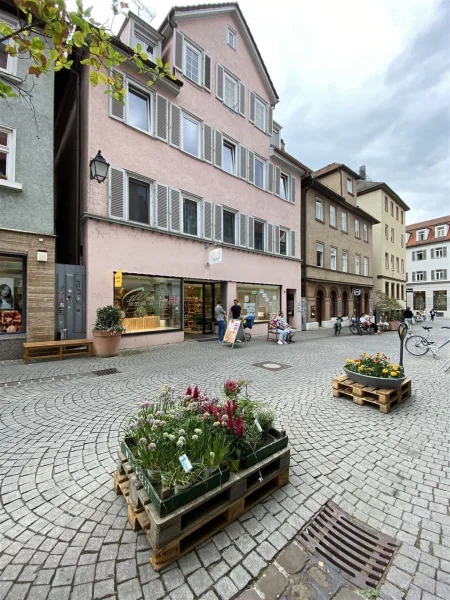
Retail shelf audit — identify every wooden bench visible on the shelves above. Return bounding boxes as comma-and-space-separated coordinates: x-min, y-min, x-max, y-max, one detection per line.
267, 322, 280, 342
23, 339, 94, 364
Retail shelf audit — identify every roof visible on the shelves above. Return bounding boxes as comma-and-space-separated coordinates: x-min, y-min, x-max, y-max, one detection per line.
118, 11, 165, 41
356, 180, 410, 212
158, 3, 279, 105
272, 147, 312, 174
312, 162, 360, 180
406, 215, 450, 231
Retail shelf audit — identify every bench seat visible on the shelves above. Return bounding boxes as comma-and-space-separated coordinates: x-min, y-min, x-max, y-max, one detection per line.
23, 339, 94, 364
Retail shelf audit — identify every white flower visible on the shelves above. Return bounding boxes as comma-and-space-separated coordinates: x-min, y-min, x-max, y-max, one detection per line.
178, 429, 186, 436
209, 452, 215, 459
213, 421, 220, 427
194, 428, 202, 435
222, 414, 228, 421
192, 434, 199, 441
203, 412, 210, 420
163, 432, 169, 439
176, 439, 184, 448
168, 434, 175, 441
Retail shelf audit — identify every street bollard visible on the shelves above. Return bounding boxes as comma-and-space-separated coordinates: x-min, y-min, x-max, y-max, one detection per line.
397, 322, 407, 367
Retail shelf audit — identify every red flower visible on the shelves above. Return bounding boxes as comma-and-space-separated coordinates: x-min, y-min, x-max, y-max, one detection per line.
235, 417, 244, 437
185, 386, 192, 396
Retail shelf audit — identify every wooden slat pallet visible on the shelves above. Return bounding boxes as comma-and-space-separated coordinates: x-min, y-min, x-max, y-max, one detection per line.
114, 448, 290, 571
332, 375, 412, 413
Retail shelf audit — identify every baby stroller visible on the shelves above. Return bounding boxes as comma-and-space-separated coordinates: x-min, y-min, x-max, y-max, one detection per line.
242, 315, 255, 341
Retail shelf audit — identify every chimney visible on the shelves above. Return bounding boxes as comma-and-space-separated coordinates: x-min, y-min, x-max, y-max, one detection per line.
281, 139, 286, 151
359, 165, 367, 180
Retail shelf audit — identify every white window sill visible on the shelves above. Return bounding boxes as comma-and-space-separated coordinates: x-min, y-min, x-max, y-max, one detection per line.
0, 179, 22, 191
0, 70, 21, 84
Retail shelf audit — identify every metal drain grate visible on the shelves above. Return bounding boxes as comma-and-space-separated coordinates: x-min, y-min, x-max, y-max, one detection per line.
93, 368, 120, 376
299, 501, 398, 589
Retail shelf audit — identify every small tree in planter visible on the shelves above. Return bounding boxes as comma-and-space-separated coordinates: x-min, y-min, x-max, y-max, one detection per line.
375, 291, 403, 330
92, 305, 126, 357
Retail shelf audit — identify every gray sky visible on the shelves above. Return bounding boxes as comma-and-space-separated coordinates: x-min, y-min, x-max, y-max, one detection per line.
86, 0, 450, 224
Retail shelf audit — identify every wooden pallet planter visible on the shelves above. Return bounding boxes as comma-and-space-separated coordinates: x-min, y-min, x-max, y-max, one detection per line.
332, 375, 412, 413
114, 447, 290, 571
241, 428, 288, 469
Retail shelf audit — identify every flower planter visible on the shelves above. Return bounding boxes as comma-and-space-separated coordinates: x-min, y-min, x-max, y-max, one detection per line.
241, 428, 288, 469
92, 330, 121, 357
343, 367, 406, 389
387, 320, 400, 331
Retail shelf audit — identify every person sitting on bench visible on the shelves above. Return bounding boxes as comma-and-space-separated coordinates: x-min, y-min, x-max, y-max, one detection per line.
277, 312, 296, 343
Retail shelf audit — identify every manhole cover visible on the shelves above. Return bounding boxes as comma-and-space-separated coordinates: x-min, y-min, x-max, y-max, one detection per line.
252, 362, 292, 372
93, 368, 120, 376
299, 501, 398, 589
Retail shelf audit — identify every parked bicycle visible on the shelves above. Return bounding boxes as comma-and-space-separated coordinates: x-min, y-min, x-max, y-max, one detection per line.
349, 317, 375, 336
405, 326, 450, 358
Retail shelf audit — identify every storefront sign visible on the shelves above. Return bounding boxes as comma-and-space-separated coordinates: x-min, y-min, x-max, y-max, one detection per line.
406, 288, 413, 293
209, 248, 222, 265
353, 288, 361, 297
114, 269, 123, 288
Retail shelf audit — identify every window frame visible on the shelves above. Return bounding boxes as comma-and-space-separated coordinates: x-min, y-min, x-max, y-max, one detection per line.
390, 227, 394, 243
254, 220, 265, 251
0, 17, 18, 78
346, 176, 353, 195
396, 206, 399, 221
416, 229, 426, 241
363, 223, 368, 242
254, 96, 267, 131
363, 257, 369, 276
223, 70, 239, 111
355, 254, 360, 275
385, 253, 389, 269
415, 271, 426, 282
342, 250, 348, 273
354, 219, 360, 238
315, 198, 323, 221
182, 195, 201, 237
126, 84, 152, 134
330, 247, 337, 271
280, 172, 289, 200
316, 242, 324, 268
384, 196, 388, 212
391, 254, 394, 271
385, 224, 388, 240
183, 38, 202, 86
435, 269, 447, 281
0, 125, 17, 183
222, 208, 237, 245
132, 29, 157, 60
222, 137, 237, 176
396, 257, 399, 272
435, 225, 446, 238
279, 228, 289, 256
0, 253, 26, 335
401, 259, 404, 273
435, 247, 444, 258
227, 26, 237, 50
127, 176, 152, 226
390, 201, 394, 216
181, 112, 201, 158
254, 155, 265, 189
330, 205, 336, 228
341, 211, 347, 233
401, 234, 404, 248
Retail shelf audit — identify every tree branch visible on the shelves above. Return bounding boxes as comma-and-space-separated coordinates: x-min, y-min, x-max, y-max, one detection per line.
0, 20, 44, 45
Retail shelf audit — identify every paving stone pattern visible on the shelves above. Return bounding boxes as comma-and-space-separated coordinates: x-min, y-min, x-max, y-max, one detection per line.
0, 322, 449, 599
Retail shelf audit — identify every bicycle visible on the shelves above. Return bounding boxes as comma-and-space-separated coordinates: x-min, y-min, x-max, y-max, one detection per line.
405, 326, 450, 358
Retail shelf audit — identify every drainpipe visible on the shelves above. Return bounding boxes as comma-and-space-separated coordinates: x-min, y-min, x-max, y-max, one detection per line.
75, 69, 81, 265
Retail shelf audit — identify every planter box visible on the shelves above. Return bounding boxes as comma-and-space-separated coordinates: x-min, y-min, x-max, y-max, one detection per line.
241, 428, 288, 469
343, 367, 406, 389
120, 439, 230, 517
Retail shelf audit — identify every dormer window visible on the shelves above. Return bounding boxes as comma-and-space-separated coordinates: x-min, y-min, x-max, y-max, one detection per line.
133, 31, 155, 59
130, 24, 162, 62
435, 225, 446, 238
416, 229, 428, 242
227, 26, 237, 50
346, 176, 353, 195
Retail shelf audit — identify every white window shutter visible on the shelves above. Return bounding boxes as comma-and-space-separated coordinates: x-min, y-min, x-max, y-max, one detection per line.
239, 82, 245, 116
412, 253, 416, 261
239, 145, 247, 180
274, 225, 280, 254
267, 106, 273, 135
108, 167, 125, 219
216, 64, 224, 100
290, 230, 296, 257
109, 71, 125, 121
156, 94, 168, 141
203, 201, 213, 240
174, 30, 183, 71
249, 91, 256, 123
412, 272, 416, 281
268, 163, 274, 194
290, 175, 296, 203
431, 249, 435, 259
431, 270, 435, 280
275, 167, 281, 196
203, 54, 211, 91
248, 151, 254, 184
169, 188, 181, 232
156, 183, 169, 229
248, 217, 254, 249
214, 130, 223, 168
444, 247, 448, 257
239, 214, 247, 247
423, 249, 427, 259
267, 223, 273, 253
214, 204, 222, 241
170, 103, 181, 148
203, 124, 213, 164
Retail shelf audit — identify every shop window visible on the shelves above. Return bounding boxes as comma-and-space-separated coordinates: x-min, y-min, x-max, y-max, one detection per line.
236, 283, 280, 322
129, 178, 150, 225
433, 290, 447, 311
223, 210, 235, 244
254, 221, 264, 250
128, 87, 151, 132
0, 255, 25, 334
183, 198, 198, 236
413, 291, 426, 310
115, 274, 181, 333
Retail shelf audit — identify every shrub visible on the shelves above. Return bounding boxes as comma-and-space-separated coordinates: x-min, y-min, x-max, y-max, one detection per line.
93, 305, 126, 333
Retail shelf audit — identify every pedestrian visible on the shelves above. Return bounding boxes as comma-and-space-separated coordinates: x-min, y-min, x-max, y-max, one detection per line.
430, 308, 436, 322
230, 299, 241, 319
215, 301, 226, 343
270, 314, 289, 345
402, 306, 414, 332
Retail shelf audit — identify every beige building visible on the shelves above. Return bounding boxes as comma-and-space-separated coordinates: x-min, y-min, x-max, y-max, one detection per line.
357, 172, 410, 307
301, 163, 379, 329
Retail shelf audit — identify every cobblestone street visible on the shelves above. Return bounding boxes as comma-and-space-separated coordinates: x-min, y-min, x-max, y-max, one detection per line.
1, 323, 449, 600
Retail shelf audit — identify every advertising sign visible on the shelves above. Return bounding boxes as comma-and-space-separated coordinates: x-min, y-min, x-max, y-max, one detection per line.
209, 248, 223, 265
223, 319, 241, 344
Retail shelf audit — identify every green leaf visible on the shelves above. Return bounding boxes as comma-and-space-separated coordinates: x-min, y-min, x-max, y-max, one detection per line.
72, 30, 85, 47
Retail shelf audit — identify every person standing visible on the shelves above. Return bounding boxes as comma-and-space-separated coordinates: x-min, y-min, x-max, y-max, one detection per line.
230, 299, 241, 319
403, 306, 414, 332
215, 301, 226, 343
430, 308, 436, 322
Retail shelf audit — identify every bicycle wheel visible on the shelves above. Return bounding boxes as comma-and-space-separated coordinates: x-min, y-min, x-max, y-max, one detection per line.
245, 332, 251, 341
349, 325, 359, 335
406, 335, 429, 356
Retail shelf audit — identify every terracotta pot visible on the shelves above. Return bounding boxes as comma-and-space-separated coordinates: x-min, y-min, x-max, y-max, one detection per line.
388, 321, 400, 330
92, 330, 122, 358
343, 367, 406, 389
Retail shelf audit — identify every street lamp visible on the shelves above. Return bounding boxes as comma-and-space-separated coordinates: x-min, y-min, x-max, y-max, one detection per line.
89, 150, 110, 183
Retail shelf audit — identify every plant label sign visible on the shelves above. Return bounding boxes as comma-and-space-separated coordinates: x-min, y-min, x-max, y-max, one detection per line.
179, 454, 193, 472
254, 418, 262, 433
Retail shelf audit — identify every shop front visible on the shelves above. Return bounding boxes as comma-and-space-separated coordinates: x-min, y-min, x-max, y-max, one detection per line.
184, 281, 222, 335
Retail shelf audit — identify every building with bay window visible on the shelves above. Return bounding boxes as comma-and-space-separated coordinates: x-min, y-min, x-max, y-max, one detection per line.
0, 3, 55, 360
405, 216, 450, 318
55, 3, 307, 347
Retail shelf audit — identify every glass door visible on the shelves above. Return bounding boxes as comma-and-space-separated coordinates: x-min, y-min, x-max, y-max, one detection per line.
203, 283, 214, 334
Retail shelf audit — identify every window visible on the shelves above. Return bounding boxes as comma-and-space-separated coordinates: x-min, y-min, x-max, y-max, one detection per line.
222, 139, 236, 175
396, 257, 399, 272
435, 225, 446, 238
401, 210, 404, 224
236, 283, 280, 322
385, 225, 389, 240
254, 156, 265, 189
0, 255, 25, 334
346, 177, 353, 194
133, 31, 156, 59
0, 127, 17, 183
390, 201, 393, 216
363, 257, 369, 276
355, 255, 360, 275
316, 198, 323, 221
433, 290, 447, 311
401, 285, 404, 300
401, 259, 404, 273
115, 274, 181, 332
128, 87, 150, 132
385, 253, 389, 269
183, 198, 198, 236
406, 232, 411, 243
354, 219, 360, 238
401, 234, 404, 248
184, 41, 201, 84
363, 223, 368, 242
385, 282, 389, 296
396, 206, 399, 221
182, 114, 200, 157
330, 205, 336, 227
0, 41, 8, 71
390, 255, 394, 271
413, 250, 426, 261
227, 26, 237, 50
280, 173, 289, 200
416, 229, 427, 241
342, 251, 348, 273
413, 271, 426, 281
413, 291, 425, 310
224, 72, 238, 110
223, 210, 235, 244
128, 178, 150, 225
0, 29, 16, 76
254, 221, 264, 250
391, 228, 394, 243
330, 247, 337, 270
316, 243, 324, 267
280, 229, 288, 256
254, 97, 266, 131
434, 247, 445, 258
391, 283, 395, 297
385, 196, 388, 212
341, 212, 347, 232
271, 126, 280, 148
433, 269, 447, 281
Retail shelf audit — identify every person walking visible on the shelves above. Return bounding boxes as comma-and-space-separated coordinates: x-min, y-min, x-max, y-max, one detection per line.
215, 301, 226, 343
430, 308, 436, 322
230, 299, 241, 319
403, 306, 414, 332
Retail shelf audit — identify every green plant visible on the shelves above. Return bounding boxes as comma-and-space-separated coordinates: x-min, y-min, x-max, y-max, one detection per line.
345, 353, 404, 379
375, 291, 403, 321
255, 403, 275, 431
359, 589, 379, 599
93, 305, 125, 333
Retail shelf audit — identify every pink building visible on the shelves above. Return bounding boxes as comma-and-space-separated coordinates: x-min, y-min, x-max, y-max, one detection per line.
55, 3, 308, 347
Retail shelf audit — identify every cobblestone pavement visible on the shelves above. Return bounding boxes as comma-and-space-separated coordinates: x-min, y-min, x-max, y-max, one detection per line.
0, 321, 449, 600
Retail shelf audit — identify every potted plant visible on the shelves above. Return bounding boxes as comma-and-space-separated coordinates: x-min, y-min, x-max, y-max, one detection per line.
255, 403, 275, 440
92, 305, 126, 357
344, 353, 406, 389
375, 291, 403, 330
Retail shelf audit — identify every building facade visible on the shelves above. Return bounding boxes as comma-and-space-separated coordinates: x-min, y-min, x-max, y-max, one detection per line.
357, 174, 409, 308
301, 163, 378, 329
0, 4, 55, 360
405, 216, 450, 318
55, 4, 305, 349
